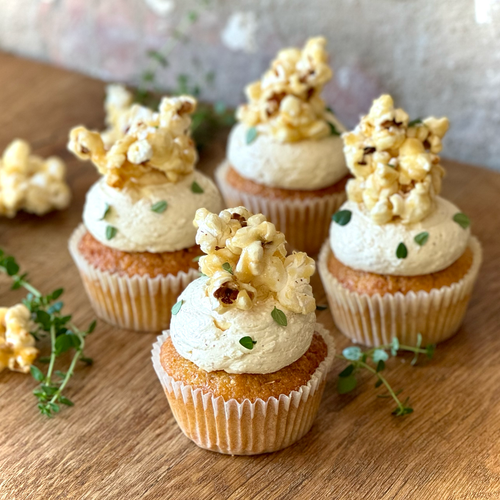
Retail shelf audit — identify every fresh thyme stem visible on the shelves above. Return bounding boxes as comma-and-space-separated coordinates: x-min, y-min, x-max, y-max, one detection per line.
46, 323, 57, 384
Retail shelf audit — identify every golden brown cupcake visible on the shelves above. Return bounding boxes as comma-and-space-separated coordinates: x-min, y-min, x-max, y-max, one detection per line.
318, 95, 482, 347
68, 88, 223, 331
152, 206, 335, 455
215, 37, 349, 255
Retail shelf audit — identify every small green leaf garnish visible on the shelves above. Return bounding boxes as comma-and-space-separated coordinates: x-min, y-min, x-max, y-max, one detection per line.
414, 232, 429, 246
332, 210, 352, 226
316, 304, 328, 311
99, 203, 111, 221
373, 349, 389, 363
191, 181, 204, 194
30, 365, 45, 383
246, 126, 258, 144
106, 226, 117, 240
222, 262, 233, 275
453, 212, 470, 229
239, 336, 257, 350
328, 121, 341, 136
151, 200, 168, 213
192, 255, 201, 262
408, 118, 423, 127
171, 300, 184, 315
271, 306, 287, 326
396, 242, 408, 259
337, 374, 357, 394
342, 346, 362, 361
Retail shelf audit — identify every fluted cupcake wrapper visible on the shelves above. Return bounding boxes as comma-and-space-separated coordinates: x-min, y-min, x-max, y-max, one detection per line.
68, 224, 200, 332
318, 236, 483, 347
215, 161, 346, 256
151, 324, 335, 455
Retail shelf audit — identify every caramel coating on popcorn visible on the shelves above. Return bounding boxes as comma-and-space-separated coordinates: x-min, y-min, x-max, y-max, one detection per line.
101, 84, 135, 148
236, 37, 336, 142
194, 207, 316, 314
0, 139, 71, 218
343, 95, 449, 224
0, 304, 38, 373
68, 94, 198, 189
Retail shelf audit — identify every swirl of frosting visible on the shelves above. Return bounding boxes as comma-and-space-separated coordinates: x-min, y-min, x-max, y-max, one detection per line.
329, 197, 470, 276
169, 276, 316, 374
83, 170, 223, 253
227, 121, 348, 190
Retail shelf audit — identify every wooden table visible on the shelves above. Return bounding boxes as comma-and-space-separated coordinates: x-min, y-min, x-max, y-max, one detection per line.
0, 52, 499, 500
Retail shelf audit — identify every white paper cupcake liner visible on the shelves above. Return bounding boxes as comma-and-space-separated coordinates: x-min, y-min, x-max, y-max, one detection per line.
318, 236, 482, 347
215, 161, 346, 256
151, 324, 335, 455
68, 224, 201, 332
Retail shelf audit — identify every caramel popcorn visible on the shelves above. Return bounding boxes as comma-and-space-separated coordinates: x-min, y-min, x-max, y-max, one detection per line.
0, 304, 38, 373
236, 37, 337, 142
68, 94, 198, 189
101, 84, 135, 148
343, 95, 449, 224
194, 207, 316, 314
0, 139, 71, 218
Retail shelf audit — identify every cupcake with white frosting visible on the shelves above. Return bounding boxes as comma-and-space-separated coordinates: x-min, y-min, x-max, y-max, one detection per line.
318, 95, 482, 346
151, 206, 335, 455
215, 37, 349, 255
68, 92, 223, 331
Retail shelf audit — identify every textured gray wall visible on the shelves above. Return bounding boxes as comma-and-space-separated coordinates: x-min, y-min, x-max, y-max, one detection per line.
1, 0, 500, 169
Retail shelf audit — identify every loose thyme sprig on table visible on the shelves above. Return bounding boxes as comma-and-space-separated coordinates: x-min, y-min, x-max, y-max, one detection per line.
337, 335, 435, 416
0, 249, 95, 417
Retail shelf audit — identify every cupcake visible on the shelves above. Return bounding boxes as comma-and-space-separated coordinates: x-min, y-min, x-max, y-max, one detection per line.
215, 37, 349, 255
152, 206, 335, 455
318, 95, 482, 347
68, 91, 224, 332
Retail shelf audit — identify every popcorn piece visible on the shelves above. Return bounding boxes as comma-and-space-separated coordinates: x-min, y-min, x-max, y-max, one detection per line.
194, 207, 316, 314
68, 94, 198, 189
236, 37, 337, 142
343, 95, 449, 224
0, 304, 38, 374
0, 140, 71, 218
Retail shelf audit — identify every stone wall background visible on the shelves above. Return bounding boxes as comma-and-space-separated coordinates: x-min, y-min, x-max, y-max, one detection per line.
0, 0, 499, 169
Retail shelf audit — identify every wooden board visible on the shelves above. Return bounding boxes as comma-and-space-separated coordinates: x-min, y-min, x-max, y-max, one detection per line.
0, 52, 499, 500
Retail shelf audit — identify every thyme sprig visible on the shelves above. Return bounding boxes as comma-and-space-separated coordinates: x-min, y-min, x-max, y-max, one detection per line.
337, 335, 435, 416
136, 0, 235, 147
0, 249, 95, 417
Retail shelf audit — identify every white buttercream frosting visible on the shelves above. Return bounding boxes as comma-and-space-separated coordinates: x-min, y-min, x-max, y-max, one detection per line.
169, 276, 316, 374
227, 122, 348, 191
329, 196, 470, 276
83, 171, 223, 253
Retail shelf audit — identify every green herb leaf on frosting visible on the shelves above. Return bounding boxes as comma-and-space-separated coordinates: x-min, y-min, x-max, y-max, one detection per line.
246, 126, 258, 144
332, 210, 352, 226
100, 203, 111, 221
396, 242, 408, 259
151, 200, 168, 213
414, 232, 429, 246
316, 304, 328, 311
408, 118, 423, 127
328, 121, 341, 136
192, 255, 201, 262
105, 226, 117, 240
271, 306, 287, 326
453, 212, 470, 229
171, 300, 184, 315
191, 181, 204, 194
222, 262, 233, 275
239, 336, 257, 350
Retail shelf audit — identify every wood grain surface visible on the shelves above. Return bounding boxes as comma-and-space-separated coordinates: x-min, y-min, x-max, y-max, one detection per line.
0, 52, 499, 500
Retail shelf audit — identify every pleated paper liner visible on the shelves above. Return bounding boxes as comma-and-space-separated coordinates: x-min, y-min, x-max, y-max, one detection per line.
215, 161, 346, 256
68, 224, 200, 332
318, 236, 482, 347
151, 324, 335, 455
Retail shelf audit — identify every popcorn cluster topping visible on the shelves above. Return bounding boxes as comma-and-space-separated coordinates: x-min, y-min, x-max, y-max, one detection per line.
0, 304, 38, 373
0, 140, 71, 218
194, 207, 316, 314
343, 95, 449, 225
68, 88, 198, 189
236, 37, 335, 142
